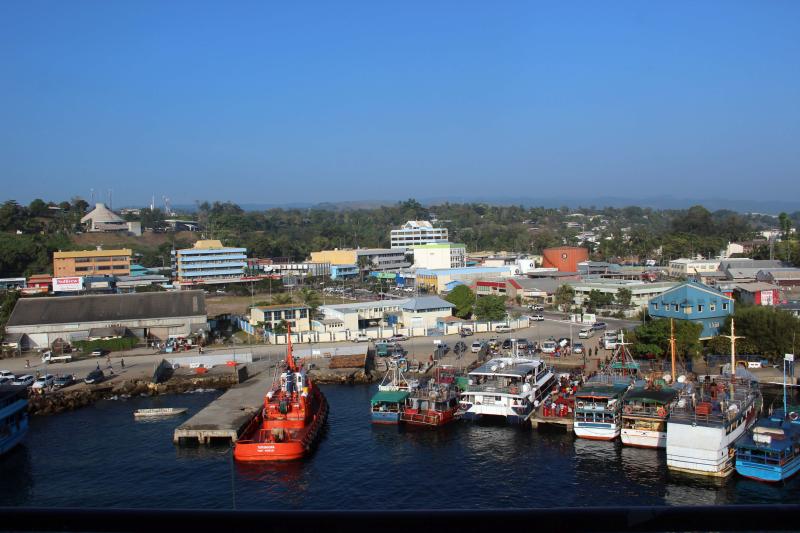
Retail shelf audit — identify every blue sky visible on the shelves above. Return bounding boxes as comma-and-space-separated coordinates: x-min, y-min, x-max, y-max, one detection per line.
1, 1, 799, 207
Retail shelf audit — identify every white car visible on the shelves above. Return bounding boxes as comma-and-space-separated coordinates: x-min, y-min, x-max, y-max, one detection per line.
526, 315, 544, 322
12, 375, 35, 387
354, 333, 370, 343
0, 370, 15, 380
540, 341, 558, 354
495, 325, 512, 333
471, 341, 483, 353
32, 374, 55, 389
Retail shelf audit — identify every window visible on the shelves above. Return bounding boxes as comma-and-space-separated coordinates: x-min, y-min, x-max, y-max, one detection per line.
97, 266, 111, 271
710, 303, 716, 312
722, 303, 729, 311
673, 304, 679, 312
299, 309, 308, 318
698, 304, 704, 312
652, 303, 658, 310
262, 311, 272, 321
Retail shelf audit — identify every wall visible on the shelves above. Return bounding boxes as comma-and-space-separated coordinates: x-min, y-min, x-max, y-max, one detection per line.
542, 247, 589, 273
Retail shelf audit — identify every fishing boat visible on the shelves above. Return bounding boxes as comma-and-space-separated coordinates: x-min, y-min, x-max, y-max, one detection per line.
134, 407, 188, 418
459, 355, 554, 424
370, 358, 417, 424
0, 386, 28, 455
735, 354, 800, 482
574, 332, 643, 441
666, 320, 762, 477
234, 328, 328, 461
621, 322, 682, 449
400, 367, 460, 427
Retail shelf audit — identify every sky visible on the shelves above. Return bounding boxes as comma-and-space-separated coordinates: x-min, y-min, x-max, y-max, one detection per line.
1, 1, 799, 207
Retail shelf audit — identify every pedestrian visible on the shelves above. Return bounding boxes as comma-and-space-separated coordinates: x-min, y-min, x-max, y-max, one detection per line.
25, 359, 30, 368
121, 358, 125, 369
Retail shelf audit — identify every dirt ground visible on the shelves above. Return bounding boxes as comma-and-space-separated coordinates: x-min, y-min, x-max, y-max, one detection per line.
72, 230, 200, 249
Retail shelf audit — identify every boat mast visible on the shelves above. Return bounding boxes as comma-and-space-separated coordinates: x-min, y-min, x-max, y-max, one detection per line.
670, 319, 677, 383
286, 323, 297, 372
720, 319, 744, 394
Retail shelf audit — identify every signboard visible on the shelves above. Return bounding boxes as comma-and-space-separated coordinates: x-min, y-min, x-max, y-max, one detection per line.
760, 290, 775, 306
52, 276, 84, 292
786, 354, 795, 362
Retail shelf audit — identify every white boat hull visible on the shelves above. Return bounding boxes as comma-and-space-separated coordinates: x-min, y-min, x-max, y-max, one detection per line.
621, 428, 665, 449
666, 421, 747, 477
574, 422, 619, 441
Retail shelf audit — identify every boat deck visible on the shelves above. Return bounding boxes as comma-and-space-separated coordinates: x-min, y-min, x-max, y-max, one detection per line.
173, 361, 273, 445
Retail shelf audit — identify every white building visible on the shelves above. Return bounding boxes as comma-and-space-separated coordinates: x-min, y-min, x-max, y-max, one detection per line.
317, 296, 455, 331
668, 258, 721, 278
567, 279, 678, 309
390, 220, 448, 249
410, 243, 466, 269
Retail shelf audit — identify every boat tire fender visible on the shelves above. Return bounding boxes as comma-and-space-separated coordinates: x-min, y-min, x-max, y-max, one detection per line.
657, 407, 667, 418
790, 411, 798, 421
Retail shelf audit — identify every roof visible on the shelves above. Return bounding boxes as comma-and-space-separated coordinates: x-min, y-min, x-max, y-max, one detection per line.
371, 390, 410, 404
652, 281, 733, 303
719, 259, 785, 271
469, 357, 544, 377
54, 248, 132, 259
410, 243, 465, 249
733, 282, 780, 292
624, 388, 678, 404
81, 203, 124, 224
6, 291, 206, 327
252, 304, 310, 310
416, 266, 510, 276
762, 269, 800, 280
400, 296, 455, 312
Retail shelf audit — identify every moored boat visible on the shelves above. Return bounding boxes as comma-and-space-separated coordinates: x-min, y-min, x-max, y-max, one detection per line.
370, 358, 417, 424
620, 384, 679, 448
134, 408, 188, 418
400, 367, 461, 427
0, 386, 28, 455
234, 329, 328, 461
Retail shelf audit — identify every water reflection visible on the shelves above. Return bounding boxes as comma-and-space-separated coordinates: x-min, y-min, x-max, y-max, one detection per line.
0, 444, 33, 505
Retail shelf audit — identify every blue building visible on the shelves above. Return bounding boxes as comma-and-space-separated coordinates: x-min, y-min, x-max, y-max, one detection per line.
171, 239, 247, 282
330, 264, 359, 280
647, 281, 734, 339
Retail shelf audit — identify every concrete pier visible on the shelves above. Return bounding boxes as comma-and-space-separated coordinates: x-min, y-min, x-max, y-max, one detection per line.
173, 362, 273, 445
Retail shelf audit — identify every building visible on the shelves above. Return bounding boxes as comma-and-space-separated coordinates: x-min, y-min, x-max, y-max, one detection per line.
310, 248, 409, 273
733, 282, 780, 306
475, 281, 507, 298
505, 277, 563, 304
541, 247, 589, 273
53, 248, 132, 277
755, 269, 800, 287
260, 261, 331, 279
22, 274, 51, 295
390, 220, 448, 249
0, 278, 26, 291
648, 281, 734, 339
330, 264, 359, 280
317, 296, 454, 332
568, 279, 678, 309
777, 301, 800, 318
172, 240, 247, 283
3, 291, 208, 350
667, 258, 721, 278
415, 266, 513, 294
80, 203, 141, 235
115, 274, 170, 292
410, 243, 466, 269
249, 304, 312, 332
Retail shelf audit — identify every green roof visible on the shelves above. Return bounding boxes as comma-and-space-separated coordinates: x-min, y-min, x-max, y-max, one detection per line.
370, 390, 410, 404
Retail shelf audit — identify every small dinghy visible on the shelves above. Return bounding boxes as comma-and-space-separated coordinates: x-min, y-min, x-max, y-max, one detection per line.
134, 408, 188, 418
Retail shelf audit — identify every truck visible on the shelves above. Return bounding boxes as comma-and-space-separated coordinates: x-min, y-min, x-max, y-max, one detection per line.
41, 351, 72, 364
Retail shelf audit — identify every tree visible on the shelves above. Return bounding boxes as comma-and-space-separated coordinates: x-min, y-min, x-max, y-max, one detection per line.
587, 289, 614, 311
273, 320, 288, 335
28, 199, 48, 217
630, 319, 703, 360
615, 287, 632, 309
298, 287, 321, 317
555, 284, 575, 312
474, 295, 507, 321
716, 307, 800, 361
445, 285, 476, 319
271, 292, 294, 305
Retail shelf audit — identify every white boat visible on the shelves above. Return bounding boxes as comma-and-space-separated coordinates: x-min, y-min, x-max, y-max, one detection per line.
133, 408, 188, 418
620, 385, 679, 448
459, 356, 554, 424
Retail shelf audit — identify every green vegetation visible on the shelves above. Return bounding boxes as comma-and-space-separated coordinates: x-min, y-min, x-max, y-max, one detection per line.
0, 290, 21, 338
75, 337, 139, 353
445, 285, 476, 319
711, 307, 800, 361
555, 284, 575, 312
474, 295, 507, 322
629, 319, 703, 359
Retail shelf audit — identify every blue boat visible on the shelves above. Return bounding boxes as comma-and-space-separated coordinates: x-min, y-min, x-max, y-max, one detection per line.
735, 409, 800, 483
0, 386, 29, 455
370, 359, 416, 425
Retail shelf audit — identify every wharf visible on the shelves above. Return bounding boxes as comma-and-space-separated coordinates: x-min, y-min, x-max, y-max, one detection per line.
173, 361, 273, 445
530, 410, 574, 431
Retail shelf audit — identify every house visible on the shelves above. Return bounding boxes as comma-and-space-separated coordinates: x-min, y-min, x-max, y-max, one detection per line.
733, 282, 780, 306
317, 296, 454, 331
648, 281, 734, 339
756, 269, 800, 287
668, 259, 721, 278
415, 266, 512, 294
249, 304, 312, 332
568, 280, 677, 309
475, 281, 507, 298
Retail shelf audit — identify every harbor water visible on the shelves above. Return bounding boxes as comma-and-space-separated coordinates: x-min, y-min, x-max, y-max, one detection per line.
1, 384, 798, 509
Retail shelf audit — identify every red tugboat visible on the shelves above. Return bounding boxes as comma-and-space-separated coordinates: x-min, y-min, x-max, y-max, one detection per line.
399, 367, 460, 427
234, 329, 328, 461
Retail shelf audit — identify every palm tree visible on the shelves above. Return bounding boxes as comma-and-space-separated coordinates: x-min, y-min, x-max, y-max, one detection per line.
271, 292, 294, 305
298, 287, 322, 318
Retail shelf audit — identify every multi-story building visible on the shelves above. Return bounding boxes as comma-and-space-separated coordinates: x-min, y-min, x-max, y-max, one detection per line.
410, 243, 466, 269
667, 258, 721, 278
567, 279, 677, 310
310, 248, 409, 273
250, 304, 312, 332
330, 264, 359, 280
648, 281, 734, 339
415, 266, 513, 294
390, 220, 448, 249
53, 248, 132, 277
171, 240, 247, 283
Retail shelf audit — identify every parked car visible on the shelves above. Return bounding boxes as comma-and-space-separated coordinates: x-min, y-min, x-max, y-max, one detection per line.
526, 315, 544, 322
354, 333, 370, 343
591, 322, 608, 331
0, 370, 15, 380
53, 374, 76, 389
572, 343, 585, 354
540, 341, 557, 354
388, 333, 408, 342
459, 327, 473, 337
0, 376, 13, 386
578, 328, 594, 339
501, 339, 513, 350
528, 305, 544, 312
495, 324, 512, 333
454, 341, 467, 353
84, 369, 105, 385
91, 349, 110, 357
31, 374, 55, 390
12, 375, 35, 387
516, 339, 530, 351
557, 337, 571, 348
471, 341, 483, 353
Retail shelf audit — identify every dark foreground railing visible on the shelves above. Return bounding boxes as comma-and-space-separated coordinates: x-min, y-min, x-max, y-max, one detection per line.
0, 505, 798, 533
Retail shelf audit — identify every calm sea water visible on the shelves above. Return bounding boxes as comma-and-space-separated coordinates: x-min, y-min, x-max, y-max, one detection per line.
1, 385, 798, 510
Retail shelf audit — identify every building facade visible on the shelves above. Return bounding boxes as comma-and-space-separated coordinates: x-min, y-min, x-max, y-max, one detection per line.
310, 248, 409, 273
317, 296, 454, 331
648, 281, 734, 339
541, 247, 589, 273
250, 304, 312, 332
568, 279, 678, 309
667, 258, 721, 278
415, 266, 512, 294
330, 264, 359, 280
390, 220, 448, 249
172, 240, 247, 282
410, 243, 466, 270
54, 248, 132, 277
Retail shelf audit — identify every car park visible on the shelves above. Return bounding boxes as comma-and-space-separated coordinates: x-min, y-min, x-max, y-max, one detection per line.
516, 339, 530, 351
12, 375, 35, 387
53, 374, 76, 389
84, 369, 105, 385
471, 341, 483, 353
32, 374, 55, 390
0, 376, 13, 385
501, 339, 513, 350
540, 341, 557, 354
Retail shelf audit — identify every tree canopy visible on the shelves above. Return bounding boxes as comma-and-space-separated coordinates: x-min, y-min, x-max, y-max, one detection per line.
445, 285, 476, 319
474, 295, 507, 321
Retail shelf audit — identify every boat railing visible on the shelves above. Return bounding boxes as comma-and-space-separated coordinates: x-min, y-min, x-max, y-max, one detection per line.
399, 412, 442, 425
622, 405, 665, 418
466, 382, 527, 396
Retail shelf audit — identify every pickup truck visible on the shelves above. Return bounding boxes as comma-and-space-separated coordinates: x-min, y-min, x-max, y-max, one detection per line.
42, 352, 72, 364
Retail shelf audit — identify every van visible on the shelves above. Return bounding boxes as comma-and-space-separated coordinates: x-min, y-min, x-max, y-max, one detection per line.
540, 341, 557, 354
578, 328, 594, 339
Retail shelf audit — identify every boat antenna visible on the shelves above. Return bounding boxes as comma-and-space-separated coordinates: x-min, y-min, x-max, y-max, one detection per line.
286, 323, 297, 372
670, 319, 677, 383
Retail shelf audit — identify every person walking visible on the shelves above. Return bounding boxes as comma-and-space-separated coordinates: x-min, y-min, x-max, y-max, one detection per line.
121, 358, 125, 369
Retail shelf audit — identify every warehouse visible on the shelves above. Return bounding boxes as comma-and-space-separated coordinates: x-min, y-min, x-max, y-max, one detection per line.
3, 291, 208, 350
